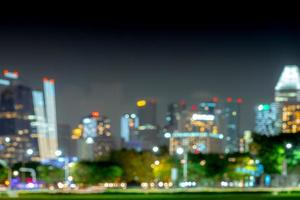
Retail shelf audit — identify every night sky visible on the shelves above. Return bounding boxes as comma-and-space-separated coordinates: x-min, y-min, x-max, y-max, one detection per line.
1, 6, 300, 145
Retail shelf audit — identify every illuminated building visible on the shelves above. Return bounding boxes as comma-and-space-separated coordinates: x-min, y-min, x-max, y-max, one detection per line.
0, 84, 39, 164
120, 113, 140, 149
168, 101, 224, 155
72, 112, 113, 160
32, 90, 49, 160
135, 99, 160, 151
281, 103, 300, 133
217, 98, 242, 153
43, 78, 59, 159
254, 103, 281, 136
239, 130, 253, 153
275, 65, 300, 103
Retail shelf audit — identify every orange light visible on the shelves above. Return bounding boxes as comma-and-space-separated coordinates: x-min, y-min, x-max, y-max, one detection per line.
4, 180, 9, 186
3, 69, 8, 75
92, 111, 100, 118
137, 100, 146, 107
43, 77, 48, 82
212, 97, 218, 103
50, 79, 55, 84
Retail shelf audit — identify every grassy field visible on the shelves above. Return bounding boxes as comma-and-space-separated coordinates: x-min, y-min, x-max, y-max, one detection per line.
0, 192, 300, 200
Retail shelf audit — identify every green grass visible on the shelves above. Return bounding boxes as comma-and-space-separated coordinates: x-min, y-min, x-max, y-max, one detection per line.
1, 192, 300, 200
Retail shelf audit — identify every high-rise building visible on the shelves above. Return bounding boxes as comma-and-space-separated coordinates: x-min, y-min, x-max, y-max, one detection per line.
168, 102, 224, 155
72, 112, 114, 160
216, 98, 242, 153
43, 78, 58, 159
254, 103, 281, 136
275, 65, 300, 103
135, 99, 160, 151
281, 103, 300, 133
120, 113, 140, 149
0, 84, 39, 164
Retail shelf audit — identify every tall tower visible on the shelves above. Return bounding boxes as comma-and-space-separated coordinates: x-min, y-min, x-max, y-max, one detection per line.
43, 78, 58, 159
275, 65, 300, 103
32, 90, 49, 160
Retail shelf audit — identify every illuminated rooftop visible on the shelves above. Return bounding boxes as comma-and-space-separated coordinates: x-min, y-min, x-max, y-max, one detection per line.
275, 65, 300, 91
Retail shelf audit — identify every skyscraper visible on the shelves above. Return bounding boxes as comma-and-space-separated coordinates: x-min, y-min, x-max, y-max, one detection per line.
168, 102, 224, 155
120, 113, 140, 149
72, 112, 113, 160
254, 103, 281, 136
275, 65, 300, 103
0, 84, 39, 164
135, 99, 160, 151
43, 78, 58, 159
217, 98, 242, 153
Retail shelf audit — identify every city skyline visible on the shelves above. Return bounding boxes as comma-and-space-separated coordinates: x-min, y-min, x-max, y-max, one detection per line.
1, 11, 300, 143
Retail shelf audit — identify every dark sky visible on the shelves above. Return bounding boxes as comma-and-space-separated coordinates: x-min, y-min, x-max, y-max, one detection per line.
1, 6, 300, 144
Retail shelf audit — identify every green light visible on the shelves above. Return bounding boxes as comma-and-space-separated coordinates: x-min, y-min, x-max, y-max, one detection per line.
263, 104, 270, 110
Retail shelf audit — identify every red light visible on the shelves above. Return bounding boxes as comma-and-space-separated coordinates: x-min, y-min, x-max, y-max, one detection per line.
237, 98, 243, 104
50, 79, 55, 84
3, 69, 8, 75
191, 105, 197, 111
212, 97, 218, 103
226, 97, 233, 103
179, 100, 186, 106
13, 71, 19, 77
91, 111, 99, 118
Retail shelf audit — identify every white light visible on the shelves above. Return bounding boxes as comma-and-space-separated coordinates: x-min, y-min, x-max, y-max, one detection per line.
26, 149, 34, 155
154, 160, 160, 165
130, 114, 136, 118
152, 146, 159, 153
57, 182, 64, 189
67, 176, 73, 182
13, 171, 19, 176
286, 143, 293, 149
219, 134, 224, 139
191, 114, 215, 121
158, 182, 164, 187
55, 150, 62, 157
4, 137, 10, 143
86, 137, 94, 144
83, 118, 92, 124
125, 114, 129, 118
258, 105, 263, 111
176, 147, 184, 155
275, 65, 300, 91
164, 132, 171, 138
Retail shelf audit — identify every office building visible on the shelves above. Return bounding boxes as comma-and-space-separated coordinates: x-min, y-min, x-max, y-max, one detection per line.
72, 112, 114, 160
254, 103, 281, 136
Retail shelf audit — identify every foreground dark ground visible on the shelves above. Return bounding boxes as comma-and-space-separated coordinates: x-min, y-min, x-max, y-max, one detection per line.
1, 192, 300, 200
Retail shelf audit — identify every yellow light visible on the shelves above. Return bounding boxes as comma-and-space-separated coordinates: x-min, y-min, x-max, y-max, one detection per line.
137, 100, 146, 107
4, 180, 9, 186
72, 128, 82, 137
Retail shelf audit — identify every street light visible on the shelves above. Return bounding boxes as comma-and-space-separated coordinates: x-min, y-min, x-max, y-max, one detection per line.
152, 146, 159, 153
286, 143, 293, 149
26, 149, 33, 156
176, 147, 188, 182
55, 150, 62, 157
